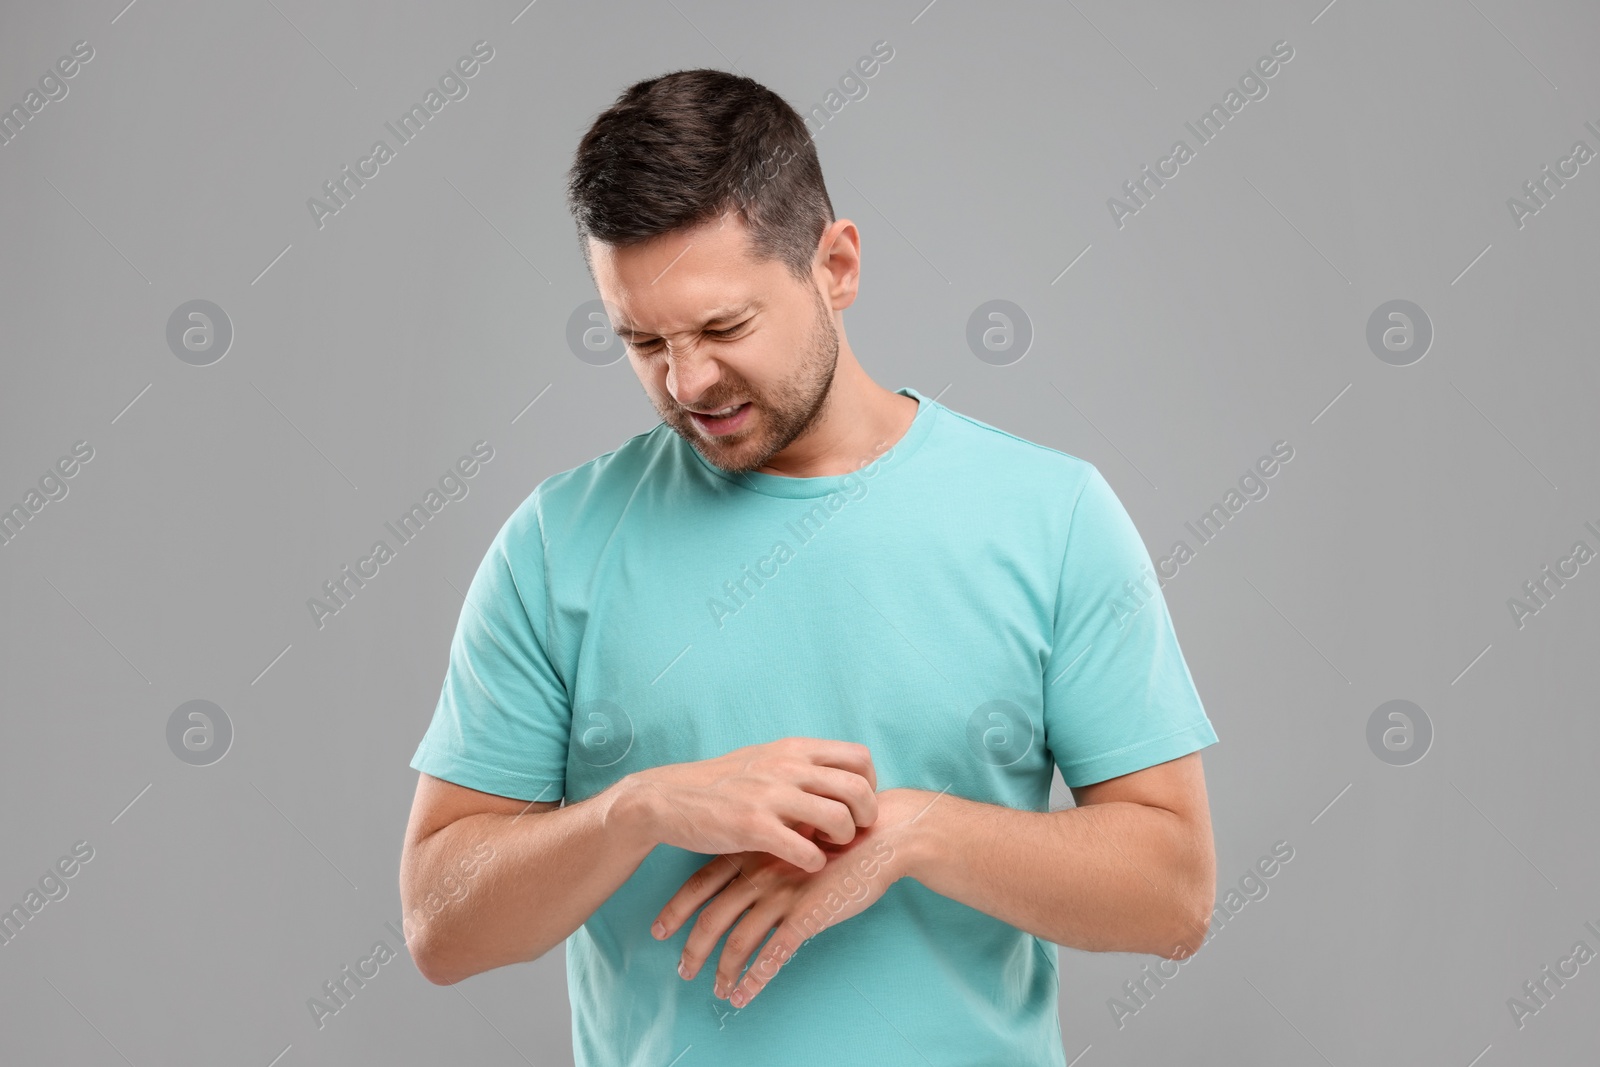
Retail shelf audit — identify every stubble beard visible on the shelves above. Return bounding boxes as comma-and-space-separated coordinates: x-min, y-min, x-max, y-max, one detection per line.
661, 290, 840, 475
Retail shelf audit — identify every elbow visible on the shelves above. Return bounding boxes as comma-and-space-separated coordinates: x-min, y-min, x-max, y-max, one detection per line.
413, 945, 489, 987
416, 959, 460, 987
1157, 890, 1214, 960
417, 962, 460, 987
409, 930, 464, 986
1158, 923, 1207, 961
404, 913, 474, 986
1159, 824, 1215, 960
410, 929, 552, 986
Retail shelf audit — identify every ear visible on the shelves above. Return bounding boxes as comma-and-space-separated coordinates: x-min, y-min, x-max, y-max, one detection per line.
815, 219, 861, 312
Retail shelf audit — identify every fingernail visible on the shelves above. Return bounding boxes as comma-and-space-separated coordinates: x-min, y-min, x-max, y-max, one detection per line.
678, 960, 689, 980
651, 920, 667, 940
730, 989, 746, 1008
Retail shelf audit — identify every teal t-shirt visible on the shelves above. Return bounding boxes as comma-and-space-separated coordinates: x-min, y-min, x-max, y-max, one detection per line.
410, 386, 1218, 1067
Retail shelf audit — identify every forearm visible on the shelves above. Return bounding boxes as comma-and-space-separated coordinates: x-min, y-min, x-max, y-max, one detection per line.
898, 790, 1214, 958
404, 779, 657, 984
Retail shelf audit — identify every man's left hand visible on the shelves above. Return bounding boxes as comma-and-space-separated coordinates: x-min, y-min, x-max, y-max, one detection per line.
651, 786, 927, 1008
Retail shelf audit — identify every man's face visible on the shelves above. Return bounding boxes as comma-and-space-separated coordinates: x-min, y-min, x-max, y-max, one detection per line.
589, 214, 840, 474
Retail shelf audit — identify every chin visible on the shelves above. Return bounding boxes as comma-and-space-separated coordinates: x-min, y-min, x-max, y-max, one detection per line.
697, 441, 766, 474
694, 428, 775, 472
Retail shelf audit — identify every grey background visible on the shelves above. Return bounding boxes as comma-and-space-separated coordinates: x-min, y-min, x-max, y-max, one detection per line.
2, 0, 1596, 1064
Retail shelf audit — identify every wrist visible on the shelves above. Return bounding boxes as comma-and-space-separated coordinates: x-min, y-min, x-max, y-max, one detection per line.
606, 771, 662, 853
880, 787, 938, 884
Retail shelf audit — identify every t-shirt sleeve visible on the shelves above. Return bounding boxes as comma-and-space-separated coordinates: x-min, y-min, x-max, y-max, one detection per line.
1043, 465, 1218, 788
409, 495, 570, 803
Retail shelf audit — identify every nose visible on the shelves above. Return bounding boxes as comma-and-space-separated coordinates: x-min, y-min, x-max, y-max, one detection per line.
662, 342, 723, 409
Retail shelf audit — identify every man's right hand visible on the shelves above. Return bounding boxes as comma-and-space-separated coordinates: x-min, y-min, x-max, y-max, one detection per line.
620, 737, 879, 873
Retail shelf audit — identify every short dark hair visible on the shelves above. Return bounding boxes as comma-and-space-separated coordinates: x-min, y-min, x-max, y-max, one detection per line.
565, 69, 835, 285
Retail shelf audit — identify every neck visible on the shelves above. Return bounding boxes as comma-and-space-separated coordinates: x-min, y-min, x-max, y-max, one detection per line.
757, 352, 918, 478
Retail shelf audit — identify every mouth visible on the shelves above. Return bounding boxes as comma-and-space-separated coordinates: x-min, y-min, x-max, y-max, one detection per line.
687, 402, 752, 436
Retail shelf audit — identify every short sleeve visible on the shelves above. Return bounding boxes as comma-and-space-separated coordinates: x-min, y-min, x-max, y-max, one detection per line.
1043, 466, 1217, 787
409, 496, 570, 802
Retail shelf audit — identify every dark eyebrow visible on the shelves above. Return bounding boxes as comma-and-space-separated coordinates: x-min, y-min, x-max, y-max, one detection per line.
613, 301, 756, 338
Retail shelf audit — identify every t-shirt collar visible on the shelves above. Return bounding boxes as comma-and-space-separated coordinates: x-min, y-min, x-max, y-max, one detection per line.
681, 385, 938, 498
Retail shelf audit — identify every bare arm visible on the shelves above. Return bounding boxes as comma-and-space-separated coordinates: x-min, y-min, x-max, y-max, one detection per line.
897, 752, 1216, 958
399, 773, 652, 985
400, 737, 880, 985
649, 754, 1215, 1010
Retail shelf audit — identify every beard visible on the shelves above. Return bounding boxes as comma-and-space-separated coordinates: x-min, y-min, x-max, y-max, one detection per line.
655, 286, 840, 475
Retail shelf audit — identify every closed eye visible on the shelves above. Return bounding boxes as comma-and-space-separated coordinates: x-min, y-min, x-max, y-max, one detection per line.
629, 324, 746, 353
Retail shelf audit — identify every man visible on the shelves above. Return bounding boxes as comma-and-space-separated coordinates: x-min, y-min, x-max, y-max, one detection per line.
400, 68, 1219, 1067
